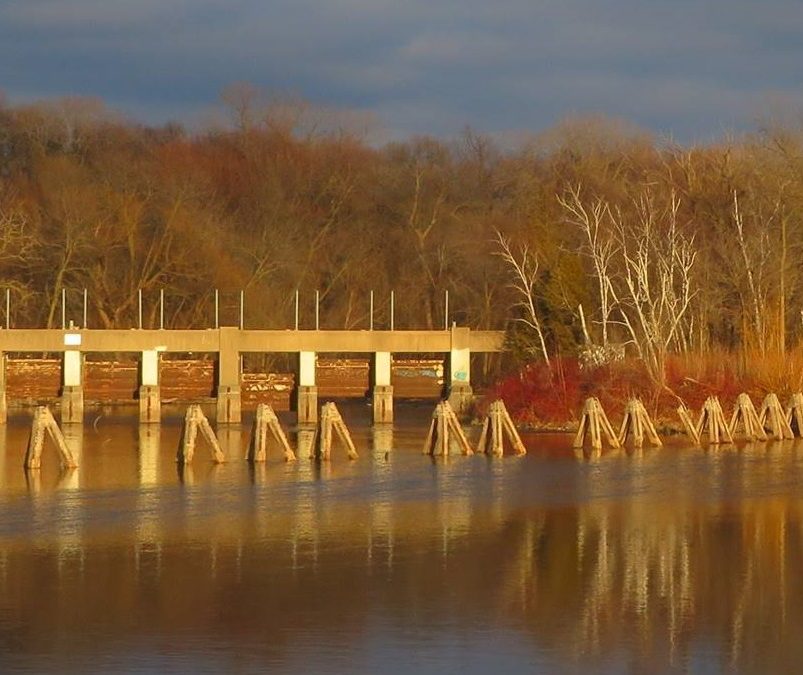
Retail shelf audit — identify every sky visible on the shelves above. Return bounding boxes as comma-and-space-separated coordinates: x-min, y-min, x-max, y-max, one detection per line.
0, 0, 802, 143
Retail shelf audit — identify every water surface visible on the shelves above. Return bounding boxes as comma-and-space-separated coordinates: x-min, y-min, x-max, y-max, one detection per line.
1, 404, 802, 674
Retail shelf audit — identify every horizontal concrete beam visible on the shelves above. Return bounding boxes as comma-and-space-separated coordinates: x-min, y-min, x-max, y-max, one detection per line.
0, 329, 219, 353
468, 331, 506, 352
0, 328, 505, 354
238, 330, 454, 353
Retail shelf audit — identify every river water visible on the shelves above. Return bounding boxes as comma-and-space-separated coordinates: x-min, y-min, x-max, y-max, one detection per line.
1, 403, 802, 674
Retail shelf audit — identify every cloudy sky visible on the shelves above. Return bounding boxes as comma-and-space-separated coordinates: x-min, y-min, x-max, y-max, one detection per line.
1, 0, 801, 142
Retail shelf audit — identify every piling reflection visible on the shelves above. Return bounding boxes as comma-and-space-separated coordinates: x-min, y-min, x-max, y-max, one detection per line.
2, 497, 803, 671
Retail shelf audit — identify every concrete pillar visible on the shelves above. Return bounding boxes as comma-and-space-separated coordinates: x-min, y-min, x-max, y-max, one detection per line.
297, 351, 317, 425
0, 352, 6, 424
448, 326, 473, 417
62, 350, 83, 424
139, 350, 160, 424
216, 327, 241, 424
139, 385, 160, 424
372, 351, 393, 424
217, 385, 241, 425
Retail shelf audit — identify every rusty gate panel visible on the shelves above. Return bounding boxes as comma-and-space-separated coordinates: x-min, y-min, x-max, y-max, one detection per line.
6, 359, 62, 401
241, 373, 294, 411
392, 358, 445, 398
160, 359, 216, 400
84, 360, 139, 402
316, 358, 369, 398
2, 356, 448, 406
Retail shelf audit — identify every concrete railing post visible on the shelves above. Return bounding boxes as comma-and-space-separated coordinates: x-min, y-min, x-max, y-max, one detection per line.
297, 351, 318, 425
372, 351, 393, 424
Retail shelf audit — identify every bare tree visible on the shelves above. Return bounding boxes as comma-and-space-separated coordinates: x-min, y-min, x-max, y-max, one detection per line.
613, 189, 698, 384
731, 191, 781, 355
559, 185, 617, 348
220, 82, 262, 133
494, 230, 551, 366
0, 203, 37, 306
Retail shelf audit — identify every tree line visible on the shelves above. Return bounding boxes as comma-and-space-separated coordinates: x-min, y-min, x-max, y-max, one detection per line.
1, 92, 802, 384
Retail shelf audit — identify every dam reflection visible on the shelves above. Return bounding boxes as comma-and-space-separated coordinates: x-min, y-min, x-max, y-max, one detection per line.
1, 495, 801, 670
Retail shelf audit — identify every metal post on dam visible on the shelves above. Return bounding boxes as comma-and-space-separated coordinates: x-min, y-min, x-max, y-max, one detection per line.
0, 326, 504, 425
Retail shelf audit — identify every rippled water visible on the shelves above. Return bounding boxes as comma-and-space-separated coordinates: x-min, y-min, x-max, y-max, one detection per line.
1, 403, 803, 674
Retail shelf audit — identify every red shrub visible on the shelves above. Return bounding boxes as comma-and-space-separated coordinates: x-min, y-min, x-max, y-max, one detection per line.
484, 350, 803, 429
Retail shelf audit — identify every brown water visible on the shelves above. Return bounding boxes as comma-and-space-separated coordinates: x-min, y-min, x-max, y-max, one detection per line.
1, 403, 803, 674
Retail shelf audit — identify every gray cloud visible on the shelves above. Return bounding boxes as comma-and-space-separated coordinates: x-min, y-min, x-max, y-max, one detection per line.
0, 0, 801, 141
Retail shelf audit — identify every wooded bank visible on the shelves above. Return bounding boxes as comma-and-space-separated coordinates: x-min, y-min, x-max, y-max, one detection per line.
2, 95, 803, 391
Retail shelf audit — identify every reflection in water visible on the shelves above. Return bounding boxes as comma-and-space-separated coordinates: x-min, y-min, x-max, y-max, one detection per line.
371, 425, 393, 483
177, 462, 195, 486
0, 424, 5, 479
296, 426, 316, 460
217, 425, 244, 460
24, 467, 41, 494
61, 424, 83, 487
372, 425, 393, 455
1, 419, 803, 673
138, 424, 160, 486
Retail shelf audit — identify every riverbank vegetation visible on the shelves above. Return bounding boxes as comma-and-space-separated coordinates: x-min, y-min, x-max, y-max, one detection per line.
1, 91, 803, 423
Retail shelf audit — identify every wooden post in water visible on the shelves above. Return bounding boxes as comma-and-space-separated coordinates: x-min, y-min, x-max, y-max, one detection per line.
573, 397, 620, 450
786, 393, 803, 438
317, 402, 358, 461
24, 406, 79, 469
696, 396, 733, 445
677, 404, 700, 445
758, 393, 794, 441
177, 404, 225, 464
422, 400, 473, 457
476, 399, 526, 456
729, 393, 767, 441
248, 403, 296, 462
618, 398, 662, 448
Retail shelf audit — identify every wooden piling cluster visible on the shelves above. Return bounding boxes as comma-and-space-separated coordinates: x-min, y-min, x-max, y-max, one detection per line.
422, 400, 473, 457
21, 384, 803, 477
476, 399, 526, 456
618, 398, 662, 448
248, 403, 295, 462
177, 404, 225, 464
677, 391, 803, 446
729, 393, 767, 441
24, 406, 78, 469
317, 402, 359, 461
759, 393, 794, 441
696, 396, 734, 445
573, 397, 621, 450
787, 393, 803, 436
